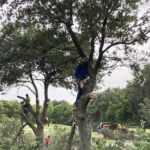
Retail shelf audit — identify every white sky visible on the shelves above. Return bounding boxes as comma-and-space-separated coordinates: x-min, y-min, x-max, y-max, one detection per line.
0, 0, 149, 104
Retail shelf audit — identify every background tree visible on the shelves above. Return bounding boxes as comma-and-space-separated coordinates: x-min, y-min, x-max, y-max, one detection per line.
46, 101, 53, 123
0, 23, 76, 149
51, 101, 73, 125
87, 88, 128, 130
124, 64, 150, 125
139, 98, 150, 128
0, 117, 23, 150
1, 0, 150, 149
0, 100, 21, 119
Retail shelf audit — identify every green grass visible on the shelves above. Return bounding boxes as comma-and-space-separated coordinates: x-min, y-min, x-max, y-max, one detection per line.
24, 124, 150, 137
24, 124, 100, 137
24, 124, 70, 135
129, 127, 150, 133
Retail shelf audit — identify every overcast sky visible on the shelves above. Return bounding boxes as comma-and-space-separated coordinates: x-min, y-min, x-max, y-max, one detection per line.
0, 0, 149, 104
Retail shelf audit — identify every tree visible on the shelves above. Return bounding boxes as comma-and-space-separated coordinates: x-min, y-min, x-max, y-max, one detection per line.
1, 0, 150, 149
0, 117, 23, 150
51, 101, 73, 125
124, 80, 144, 123
46, 101, 53, 123
104, 89, 128, 123
0, 24, 76, 149
138, 65, 150, 128
87, 88, 127, 129
124, 64, 150, 124
0, 100, 21, 119
139, 98, 150, 128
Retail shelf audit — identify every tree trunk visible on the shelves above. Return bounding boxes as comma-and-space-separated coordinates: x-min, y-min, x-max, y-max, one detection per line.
77, 118, 91, 150
42, 81, 49, 122
76, 75, 96, 150
66, 124, 76, 150
35, 124, 44, 150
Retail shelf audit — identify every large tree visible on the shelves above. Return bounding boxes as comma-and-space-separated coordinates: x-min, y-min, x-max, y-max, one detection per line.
89, 88, 127, 123
124, 64, 150, 124
0, 23, 76, 149
1, 0, 150, 149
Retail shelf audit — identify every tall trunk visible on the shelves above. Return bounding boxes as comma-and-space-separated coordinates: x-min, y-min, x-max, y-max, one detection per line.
42, 81, 49, 122
76, 75, 96, 150
29, 73, 40, 115
35, 124, 44, 150
78, 118, 91, 150
66, 124, 76, 150
32, 80, 49, 149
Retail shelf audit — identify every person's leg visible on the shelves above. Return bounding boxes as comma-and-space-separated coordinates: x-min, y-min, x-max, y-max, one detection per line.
73, 85, 83, 111
23, 104, 29, 116
76, 85, 83, 104
24, 110, 28, 116
44, 144, 48, 149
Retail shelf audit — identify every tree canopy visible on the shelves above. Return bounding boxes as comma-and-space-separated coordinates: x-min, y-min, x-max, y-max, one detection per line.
0, 0, 150, 149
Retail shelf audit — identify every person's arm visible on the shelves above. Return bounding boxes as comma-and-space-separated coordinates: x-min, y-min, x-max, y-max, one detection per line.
17, 96, 26, 101
18, 96, 30, 104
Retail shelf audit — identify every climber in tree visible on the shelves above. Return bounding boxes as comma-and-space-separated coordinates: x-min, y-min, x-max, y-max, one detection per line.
17, 94, 31, 116
73, 59, 90, 110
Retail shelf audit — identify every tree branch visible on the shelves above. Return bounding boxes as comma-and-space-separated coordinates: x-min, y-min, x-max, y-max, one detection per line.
0, 110, 37, 133
66, 24, 87, 59
69, 0, 73, 25
89, 35, 95, 62
17, 84, 36, 95
66, 123, 76, 150
103, 40, 138, 54
29, 73, 40, 115
95, 16, 108, 73
12, 123, 28, 145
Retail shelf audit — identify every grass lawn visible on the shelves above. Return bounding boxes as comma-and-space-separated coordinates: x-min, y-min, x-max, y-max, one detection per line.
129, 127, 150, 133
24, 124, 70, 135
22, 124, 150, 150
24, 124, 99, 136
23, 124, 150, 139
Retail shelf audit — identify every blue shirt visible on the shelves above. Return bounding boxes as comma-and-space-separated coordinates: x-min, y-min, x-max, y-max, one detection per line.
74, 64, 89, 80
